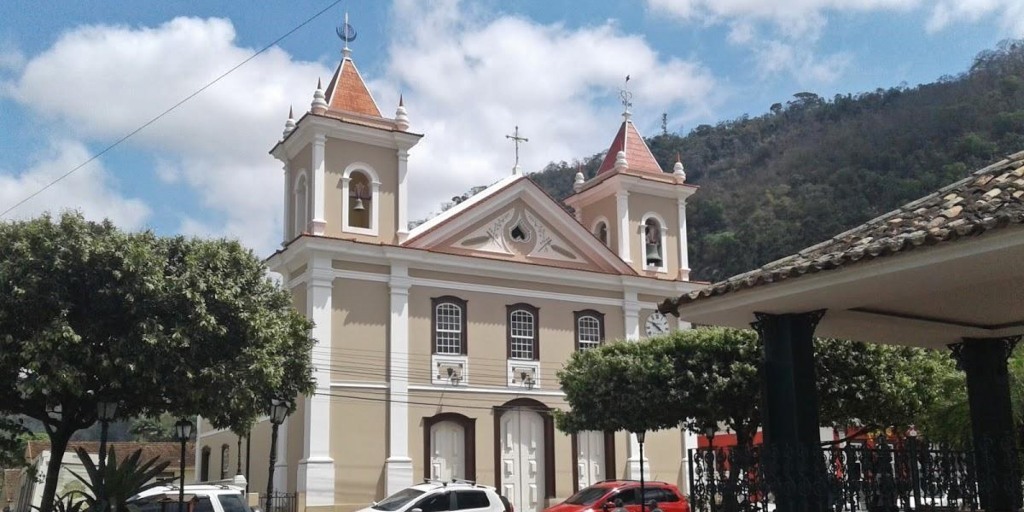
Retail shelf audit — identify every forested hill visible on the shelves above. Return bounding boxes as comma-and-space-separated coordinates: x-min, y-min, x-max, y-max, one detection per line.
528, 40, 1024, 282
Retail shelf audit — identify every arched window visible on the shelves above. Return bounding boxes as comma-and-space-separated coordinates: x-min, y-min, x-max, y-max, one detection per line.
594, 221, 608, 246
347, 171, 371, 229
507, 304, 539, 361
342, 163, 380, 236
219, 444, 230, 479
574, 310, 604, 351
293, 172, 309, 236
642, 215, 665, 270
200, 447, 211, 482
432, 296, 467, 355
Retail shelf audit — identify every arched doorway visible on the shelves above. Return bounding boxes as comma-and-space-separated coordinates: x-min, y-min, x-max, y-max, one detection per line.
494, 399, 554, 512
572, 431, 615, 492
423, 413, 476, 482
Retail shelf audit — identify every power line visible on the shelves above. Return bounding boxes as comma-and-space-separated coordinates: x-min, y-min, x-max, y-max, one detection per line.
0, 0, 344, 219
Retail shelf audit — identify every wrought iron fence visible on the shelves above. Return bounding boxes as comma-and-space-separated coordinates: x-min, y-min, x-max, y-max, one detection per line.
688, 438, 989, 512
264, 492, 297, 512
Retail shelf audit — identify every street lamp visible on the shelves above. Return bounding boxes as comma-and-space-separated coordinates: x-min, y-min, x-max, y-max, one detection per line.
635, 431, 647, 512
266, 398, 292, 512
174, 418, 194, 512
96, 400, 118, 504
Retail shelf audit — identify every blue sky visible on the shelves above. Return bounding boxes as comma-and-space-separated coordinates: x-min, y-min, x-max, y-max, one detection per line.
0, 0, 1020, 254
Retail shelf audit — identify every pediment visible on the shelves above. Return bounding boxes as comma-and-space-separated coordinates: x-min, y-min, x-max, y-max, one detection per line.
405, 179, 633, 274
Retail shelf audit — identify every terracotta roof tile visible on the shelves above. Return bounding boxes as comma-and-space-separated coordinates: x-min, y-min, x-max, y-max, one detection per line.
325, 58, 382, 118
24, 441, 195, 467
662, 150, 1024, 312
596, 120, 664, 176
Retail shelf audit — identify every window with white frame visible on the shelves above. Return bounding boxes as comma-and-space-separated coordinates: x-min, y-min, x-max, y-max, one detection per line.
575, 310, 604, 351
507, 304, 539, 361
432, 296, 467, 355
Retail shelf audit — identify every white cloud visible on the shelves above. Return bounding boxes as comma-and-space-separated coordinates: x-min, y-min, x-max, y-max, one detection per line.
3, 16, 329, 252
384, 0, 719, 221
927, 0, 1024, 36
3, 4, 719, 251
754, 40, 852, 85
647, 0, 917, 39
0, 140, 150, 228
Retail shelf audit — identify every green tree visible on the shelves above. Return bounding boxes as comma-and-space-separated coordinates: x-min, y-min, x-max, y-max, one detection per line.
0, 212, 315, 512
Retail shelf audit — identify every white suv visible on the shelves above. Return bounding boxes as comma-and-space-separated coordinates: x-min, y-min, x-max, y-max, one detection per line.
129, 484, 254, 512
357, 481, 511, 512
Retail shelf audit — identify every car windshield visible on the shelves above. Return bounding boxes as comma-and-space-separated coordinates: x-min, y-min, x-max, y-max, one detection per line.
373, 488, 426, 511
564, 487, 609, 505
218, 494, 251, 512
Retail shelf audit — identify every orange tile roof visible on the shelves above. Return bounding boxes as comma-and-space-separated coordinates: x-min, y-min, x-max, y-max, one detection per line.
596, 120, 664, 176
325, 58, 382, 118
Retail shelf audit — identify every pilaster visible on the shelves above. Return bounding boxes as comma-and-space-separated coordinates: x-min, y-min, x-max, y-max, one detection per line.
385, 265, 414, 493
616, 191, 631, 263
298, 257, 334, 506
949, 336, 1022, 511
396, 148, 410, 243
282, 163, 291, 245
310, 133, 327, 235
273, 418, 289, 492
622, 291, 646, 479
676, 196, 690, 280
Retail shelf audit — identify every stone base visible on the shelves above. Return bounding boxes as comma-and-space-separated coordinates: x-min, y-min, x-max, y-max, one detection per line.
626, 457, 650, 481
385, 457, 414, 495
298, 456, 335, 507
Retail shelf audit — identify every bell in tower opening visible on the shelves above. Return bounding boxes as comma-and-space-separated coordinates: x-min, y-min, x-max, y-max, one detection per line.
644, 218, 663, 267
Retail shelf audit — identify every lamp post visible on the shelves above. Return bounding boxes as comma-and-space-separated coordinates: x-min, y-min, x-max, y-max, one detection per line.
266, 398, 292, 512
174, 418, 194, 512
635, 431, 646, 512
907, 425, 921, 509
96, 400, 118, 505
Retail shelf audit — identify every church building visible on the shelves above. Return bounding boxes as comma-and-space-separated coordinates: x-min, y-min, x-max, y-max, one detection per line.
196, 34, 704, 512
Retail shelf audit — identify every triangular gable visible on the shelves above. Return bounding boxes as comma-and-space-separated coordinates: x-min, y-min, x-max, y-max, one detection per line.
405, 178, 635, 275
325, 58, 382, 117
596, 120, 664, 176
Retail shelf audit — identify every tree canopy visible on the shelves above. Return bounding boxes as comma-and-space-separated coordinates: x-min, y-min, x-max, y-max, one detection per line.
557, 328, 959, 446
0, 212, 315, 512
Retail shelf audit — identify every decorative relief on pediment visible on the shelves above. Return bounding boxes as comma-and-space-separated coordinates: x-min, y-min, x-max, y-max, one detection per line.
457, 209, 516, 255
455, 207, 580, 262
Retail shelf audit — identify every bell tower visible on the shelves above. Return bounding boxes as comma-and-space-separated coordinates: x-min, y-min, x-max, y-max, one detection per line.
564, 80, 695, 280
270, 28, 421, 246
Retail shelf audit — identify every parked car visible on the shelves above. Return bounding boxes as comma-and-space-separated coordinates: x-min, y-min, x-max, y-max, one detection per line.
129, 484, 255, 512
357, 480, 510, 512
543, 480, 689, 512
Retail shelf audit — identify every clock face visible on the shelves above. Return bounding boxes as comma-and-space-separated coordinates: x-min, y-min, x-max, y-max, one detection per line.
645, 312, 670, 336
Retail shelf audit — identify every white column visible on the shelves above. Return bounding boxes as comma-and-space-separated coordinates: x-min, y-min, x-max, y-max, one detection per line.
677, 197, 690, 280
310, 133, 327, 235
282, 163, 291, 245
298, 258, 334, 507
616, 191, 631, 263
396, 148, 410, 243
274, 418, 289, 492
385, 265, 413, 493
194, 416, 203, 483
622, 291, 646, 479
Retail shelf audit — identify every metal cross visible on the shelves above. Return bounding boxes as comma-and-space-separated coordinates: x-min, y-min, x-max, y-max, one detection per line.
505, 125, 528, 168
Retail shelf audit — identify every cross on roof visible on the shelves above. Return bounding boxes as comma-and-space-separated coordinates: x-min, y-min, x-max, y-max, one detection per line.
505, 125, 528, 169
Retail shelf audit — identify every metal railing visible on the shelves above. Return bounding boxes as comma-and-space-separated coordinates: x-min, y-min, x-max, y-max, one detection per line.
263, 493, 296, 512
687, 438, 999, 511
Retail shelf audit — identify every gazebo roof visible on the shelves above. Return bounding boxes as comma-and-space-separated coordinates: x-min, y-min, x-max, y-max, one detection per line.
662, 150, 1024, 348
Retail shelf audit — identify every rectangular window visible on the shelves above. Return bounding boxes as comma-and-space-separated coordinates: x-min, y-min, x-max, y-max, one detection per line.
432, 297, 467, 355
454, 491, 491, 510
574, 310, 605, 351
507, 304, 539, 361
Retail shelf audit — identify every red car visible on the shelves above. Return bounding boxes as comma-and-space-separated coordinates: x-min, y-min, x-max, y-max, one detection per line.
544, 480, 689, 512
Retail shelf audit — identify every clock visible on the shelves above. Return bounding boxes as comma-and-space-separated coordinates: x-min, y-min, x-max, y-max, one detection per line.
645, 312, 670, 336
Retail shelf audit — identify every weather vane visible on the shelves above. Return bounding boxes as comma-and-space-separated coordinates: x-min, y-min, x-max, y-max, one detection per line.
505, 126, 528, 169
336, 12, 357, 50
620, 74, 632, 114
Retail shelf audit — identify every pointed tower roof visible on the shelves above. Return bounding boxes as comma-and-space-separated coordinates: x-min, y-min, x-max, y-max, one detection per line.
324, 56, 383, 117
595, 119, 664, 176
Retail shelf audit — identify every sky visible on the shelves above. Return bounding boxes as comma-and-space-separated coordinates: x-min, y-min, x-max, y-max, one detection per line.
0, 0, 1021, 256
